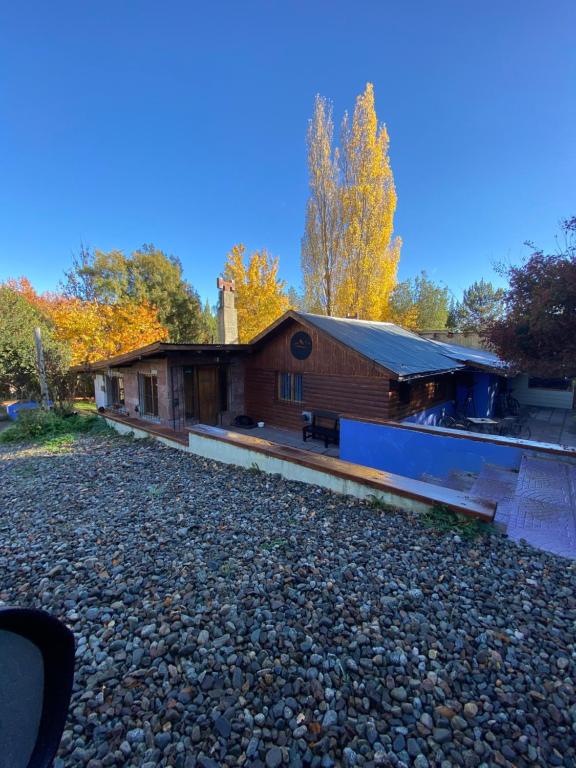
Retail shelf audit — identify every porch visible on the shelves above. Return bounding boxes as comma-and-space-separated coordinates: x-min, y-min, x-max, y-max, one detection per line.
228, 423, 340, 458
96, 409, 340, 457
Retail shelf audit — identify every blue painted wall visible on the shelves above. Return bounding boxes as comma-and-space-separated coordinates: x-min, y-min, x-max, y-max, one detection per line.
340, 417, 522, 480
403, 399, 455, 426
456, 373, 500, 418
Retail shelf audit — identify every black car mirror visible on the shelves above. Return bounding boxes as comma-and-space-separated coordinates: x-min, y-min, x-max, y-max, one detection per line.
0, 607, 75, 768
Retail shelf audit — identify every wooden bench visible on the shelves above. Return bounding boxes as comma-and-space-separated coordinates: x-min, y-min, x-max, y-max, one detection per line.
303, 410, 340, 448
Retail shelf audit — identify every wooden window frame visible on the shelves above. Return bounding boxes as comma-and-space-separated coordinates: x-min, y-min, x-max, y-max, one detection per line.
277, 372, 304, 404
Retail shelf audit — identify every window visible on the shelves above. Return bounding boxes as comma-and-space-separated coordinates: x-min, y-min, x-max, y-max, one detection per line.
398, 381, 411, 404
139, 374, 159, 419
106, 375, 125, 408
277, 372, 303, 403
528, 377, 572, 391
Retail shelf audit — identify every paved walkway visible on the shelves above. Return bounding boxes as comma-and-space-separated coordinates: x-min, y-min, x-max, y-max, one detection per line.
527, 407, 576, 447
495, 455, 576, 559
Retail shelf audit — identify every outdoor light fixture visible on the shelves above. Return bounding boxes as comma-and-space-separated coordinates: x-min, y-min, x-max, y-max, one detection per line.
0, 607, 75, 768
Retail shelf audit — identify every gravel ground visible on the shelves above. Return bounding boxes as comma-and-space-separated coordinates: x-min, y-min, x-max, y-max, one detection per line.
1, 432, 575, 768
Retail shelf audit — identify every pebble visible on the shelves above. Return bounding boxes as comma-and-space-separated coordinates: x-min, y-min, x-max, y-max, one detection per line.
266, 746, 283, 767
0, 433, 574, 767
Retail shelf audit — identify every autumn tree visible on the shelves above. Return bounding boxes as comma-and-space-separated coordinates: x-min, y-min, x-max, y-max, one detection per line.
339, 83, 401, 319
301, 84, 401, 320
450, 279, 505, 332
287, 286, 304, 311
45, 297, 168, 366
7, 277, 167, 368
301, 95, 341, 315
389, 272, 450, 331
198, 299, 218, 343
63, 244, 203, 341
0, 283, 70, 399
485, 217, 576, 376
224, 244, 289, 342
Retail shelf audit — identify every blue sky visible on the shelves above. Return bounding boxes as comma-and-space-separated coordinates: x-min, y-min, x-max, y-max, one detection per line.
1, 1, 575, 306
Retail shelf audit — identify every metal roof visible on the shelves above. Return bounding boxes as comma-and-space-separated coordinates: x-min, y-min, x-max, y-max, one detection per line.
72, 341, 251, 372
427, 338, 505, 371
299, 313, 467, 377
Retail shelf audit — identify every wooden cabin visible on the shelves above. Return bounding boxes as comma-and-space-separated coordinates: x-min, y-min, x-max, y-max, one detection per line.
83, 310, 506, 434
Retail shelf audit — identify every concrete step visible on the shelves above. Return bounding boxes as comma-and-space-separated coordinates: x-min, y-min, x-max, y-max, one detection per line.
420, 470, 477, 492
446, 469, 477, 492
470, 463, 518, 505
515, 455, 576, 507
496, 497, 576, 559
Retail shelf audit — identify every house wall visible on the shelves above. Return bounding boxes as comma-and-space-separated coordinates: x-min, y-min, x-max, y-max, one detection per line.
455, 372, 501, 418
96, 353, 247, 432
389, 375, 457, 421
227, 358, 245, 423
99, 359, 172, 426
244, 318, 390, 430
510, 374, 574, 409
166, 355, 246, 428
419, 330, 485, 350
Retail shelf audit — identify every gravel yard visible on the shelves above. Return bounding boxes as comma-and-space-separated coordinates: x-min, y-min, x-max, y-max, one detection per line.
1, 432, 575, 768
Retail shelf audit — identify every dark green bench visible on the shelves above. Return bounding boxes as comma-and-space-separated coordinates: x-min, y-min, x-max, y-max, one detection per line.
303, 410, 340, 448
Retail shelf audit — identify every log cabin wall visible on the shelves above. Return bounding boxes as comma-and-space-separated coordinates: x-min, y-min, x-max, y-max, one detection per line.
245, 319, 391, 430
388, 374, 456, 421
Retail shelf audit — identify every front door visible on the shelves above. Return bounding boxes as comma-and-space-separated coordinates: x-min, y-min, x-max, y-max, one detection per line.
197, 366, 220, 425
183, 370, 195, 421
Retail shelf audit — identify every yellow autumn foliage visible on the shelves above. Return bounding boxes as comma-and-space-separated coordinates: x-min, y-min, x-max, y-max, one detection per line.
301, 84, 401, 321
224, 244, 290, 342
45, 297, 168, 365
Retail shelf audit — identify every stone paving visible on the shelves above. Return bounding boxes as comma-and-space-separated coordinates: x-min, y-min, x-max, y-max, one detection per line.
525, 407, 576, 448
494, 455, 576, 559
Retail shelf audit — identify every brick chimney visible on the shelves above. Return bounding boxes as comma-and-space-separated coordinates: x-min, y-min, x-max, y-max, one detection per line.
217, 277, 239, 344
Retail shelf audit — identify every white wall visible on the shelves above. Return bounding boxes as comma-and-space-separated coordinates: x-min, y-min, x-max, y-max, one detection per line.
94, 374, 107, 409
510, 374, 574, 409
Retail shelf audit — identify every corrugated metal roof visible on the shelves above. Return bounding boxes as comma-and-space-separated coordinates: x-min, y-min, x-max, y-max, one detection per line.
299, 313, 466, 377
427, 338, 504, 371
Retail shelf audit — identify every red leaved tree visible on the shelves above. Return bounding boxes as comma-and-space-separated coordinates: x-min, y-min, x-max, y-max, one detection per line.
484, 217, 576, 377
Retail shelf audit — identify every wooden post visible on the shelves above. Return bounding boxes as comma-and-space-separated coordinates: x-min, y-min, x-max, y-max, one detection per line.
34, 327, 51, 409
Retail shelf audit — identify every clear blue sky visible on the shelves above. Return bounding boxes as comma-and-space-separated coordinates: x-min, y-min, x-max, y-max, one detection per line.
1, 1, 575, 306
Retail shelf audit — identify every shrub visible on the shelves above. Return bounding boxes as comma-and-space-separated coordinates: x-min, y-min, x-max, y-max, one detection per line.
420, 504, 494, 540
0, 408, 111, 444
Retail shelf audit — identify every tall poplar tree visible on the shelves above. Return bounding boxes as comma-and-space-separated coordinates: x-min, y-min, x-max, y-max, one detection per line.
301, 96, 341, 315
301, 84, 401, 320
339, 83, 401, 319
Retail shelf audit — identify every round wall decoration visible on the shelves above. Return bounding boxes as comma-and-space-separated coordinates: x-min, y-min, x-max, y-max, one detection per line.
290, 331, 313, 360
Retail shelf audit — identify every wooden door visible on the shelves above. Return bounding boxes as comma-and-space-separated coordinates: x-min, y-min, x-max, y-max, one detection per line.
183, 370, 195, 420
197, 366, 219, 425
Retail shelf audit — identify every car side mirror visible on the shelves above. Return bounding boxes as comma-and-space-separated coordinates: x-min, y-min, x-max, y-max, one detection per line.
0, 607, 75, 768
